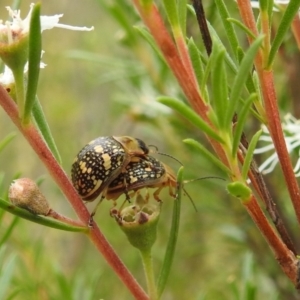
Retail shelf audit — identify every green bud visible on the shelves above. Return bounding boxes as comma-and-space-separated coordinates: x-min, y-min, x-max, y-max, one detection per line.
0, 35, 28, 73
113, 199, 161, 252
0, 7, 31, 72
227, 181, 252, 202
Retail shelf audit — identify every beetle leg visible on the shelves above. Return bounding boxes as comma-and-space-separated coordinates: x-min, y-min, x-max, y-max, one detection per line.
121, 176, 132, 202
153, 186, 164, 202
88, 194, 105, 227
169, 181, 176, 198
153, 179, 176, 202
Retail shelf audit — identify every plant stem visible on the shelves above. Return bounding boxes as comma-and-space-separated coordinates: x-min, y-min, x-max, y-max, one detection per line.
140, 249, 158, 300
12, 67, 25, 120
192, 0, 212, 55
132, 0, 229, 167
0, 86, 149, 300
237, 0, 300, 227
260, 70, 300, 224
243, 195, 298, 285
291, 14, 300, 50
47, 209, 87, 227
238, 145, 297, 255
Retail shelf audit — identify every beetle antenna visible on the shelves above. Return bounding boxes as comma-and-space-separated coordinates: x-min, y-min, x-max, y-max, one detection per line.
148, 144, 183, 166
182, 186, 198, 212
148, 144, 159, 152
180, 176, 225, 212
158, 152, 183, 166
183, 176, 225, 184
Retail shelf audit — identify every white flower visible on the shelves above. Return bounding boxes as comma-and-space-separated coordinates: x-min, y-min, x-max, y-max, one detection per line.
255, 114, 300, 176
0, 4, 93, 86
0, 4, 94, 45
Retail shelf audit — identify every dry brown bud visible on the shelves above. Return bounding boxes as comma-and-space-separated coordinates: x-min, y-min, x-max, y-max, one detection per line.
8, 178, 50, 215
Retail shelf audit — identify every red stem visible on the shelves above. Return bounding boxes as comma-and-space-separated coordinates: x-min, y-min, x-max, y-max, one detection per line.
47, 209, 87, 227
291, 14, 300, 50
0, 86, 148, 300
244, 196, 298, 284
175, 34, 199, 95
237, 0, 300, 226
132, 0, 229, 167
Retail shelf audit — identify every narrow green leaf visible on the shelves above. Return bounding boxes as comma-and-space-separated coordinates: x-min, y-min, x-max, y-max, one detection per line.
237, 47, 256, 95
188, 39, 204, 86
0, 254, 16, 300
0, 217, 19, 247
162, 0, 179, 28
231, 94, 256, 157
242, 252, 257, 300
212, 49, 228, 129
0, 173, 22, 203
0, 172, 5, 200
207, 22, 238, 75
227, 18, 257, 40
201, 45, 213, 91
23, 3, 42, 124
201, 34, 229, 92
215, 0, 239, 58
134, 26, 166, 64
0, 132, 16, 154
225, 36, 264, 129
158, 97, 224, 143
183, 138, 232, 175
268, 0, 300, 67
188, 38, 209, 102
157, 166, 183, 297
32, 97, 61, 164
242, 130, 262, 181
267, 1, 274, 27
178, 0, 187, 36
106, 4, 138, 46
252, 71, 267, 123
258, 0, 268, 11
0, 198, 87, 233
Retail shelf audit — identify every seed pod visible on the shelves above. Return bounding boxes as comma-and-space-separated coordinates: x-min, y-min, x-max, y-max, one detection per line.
8, 178, 50, 215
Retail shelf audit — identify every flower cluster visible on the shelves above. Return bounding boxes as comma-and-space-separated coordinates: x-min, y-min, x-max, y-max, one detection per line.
0, 4, 93, 86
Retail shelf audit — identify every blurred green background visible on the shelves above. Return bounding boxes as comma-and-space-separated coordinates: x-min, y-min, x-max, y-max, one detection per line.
0, 0, 298, 299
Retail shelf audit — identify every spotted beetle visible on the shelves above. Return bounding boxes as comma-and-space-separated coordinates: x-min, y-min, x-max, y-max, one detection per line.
71, 136, 149, 202
106, 155, 177, 203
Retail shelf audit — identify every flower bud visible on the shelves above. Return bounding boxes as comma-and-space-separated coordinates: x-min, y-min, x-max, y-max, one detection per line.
8, 178, 50, 215
113, 195, 161, 252
0, 6, 30, 73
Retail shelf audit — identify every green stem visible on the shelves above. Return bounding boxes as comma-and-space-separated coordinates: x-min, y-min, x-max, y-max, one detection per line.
140, 249, 158, 300
12, 67, 25, 120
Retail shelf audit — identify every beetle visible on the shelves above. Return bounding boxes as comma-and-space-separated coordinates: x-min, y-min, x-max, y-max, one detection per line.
105, 155, 177, 204
71, 136, 150, 202
106, 155, 220, 213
